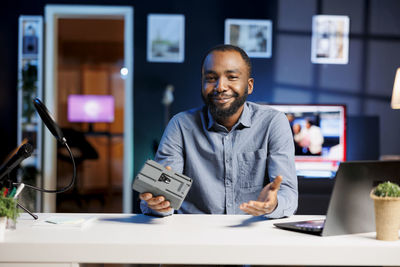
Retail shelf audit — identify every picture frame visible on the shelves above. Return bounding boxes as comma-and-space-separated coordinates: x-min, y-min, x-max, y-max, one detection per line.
311, 15, 350, 64
225, 19, 272, 58
147, 14, 185, 63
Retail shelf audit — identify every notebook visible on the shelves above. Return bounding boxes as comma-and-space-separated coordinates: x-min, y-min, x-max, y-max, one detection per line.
274, 160, 400, 236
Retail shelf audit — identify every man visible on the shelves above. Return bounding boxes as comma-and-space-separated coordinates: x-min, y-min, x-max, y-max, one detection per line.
295, 118, 324, 155
140, 44, 298, 218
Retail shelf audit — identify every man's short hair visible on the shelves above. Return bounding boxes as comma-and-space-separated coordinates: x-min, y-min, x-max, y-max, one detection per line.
201, 44, 252, 77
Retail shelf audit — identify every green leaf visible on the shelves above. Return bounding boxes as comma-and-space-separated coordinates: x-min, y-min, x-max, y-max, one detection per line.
0, 189, 20, 221
374, 181, 400, 197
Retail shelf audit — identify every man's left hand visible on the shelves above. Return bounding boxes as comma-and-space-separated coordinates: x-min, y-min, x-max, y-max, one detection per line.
239, 175, 283, 216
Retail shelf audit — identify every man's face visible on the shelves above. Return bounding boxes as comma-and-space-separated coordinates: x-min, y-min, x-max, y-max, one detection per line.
293, 123, 301, 134
201, 50, 254, 121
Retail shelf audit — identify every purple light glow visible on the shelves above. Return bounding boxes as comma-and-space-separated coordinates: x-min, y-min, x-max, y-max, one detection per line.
68, 95, 115, 123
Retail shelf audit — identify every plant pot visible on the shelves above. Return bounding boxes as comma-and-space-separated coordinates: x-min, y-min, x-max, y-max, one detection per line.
0, 216, 6, 241
370, 191, 400, 241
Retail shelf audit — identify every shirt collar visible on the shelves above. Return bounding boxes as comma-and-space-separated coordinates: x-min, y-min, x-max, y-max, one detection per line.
239, 102, 251, 128
206, 102, 251, 131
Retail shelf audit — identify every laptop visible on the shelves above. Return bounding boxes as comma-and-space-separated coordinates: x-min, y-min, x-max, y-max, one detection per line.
274, 160, 400, 236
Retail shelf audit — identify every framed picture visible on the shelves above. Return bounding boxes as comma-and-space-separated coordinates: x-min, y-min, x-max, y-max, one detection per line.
147, 14, 185, 63
225, 19, 272, 58
311, 15, 350, 64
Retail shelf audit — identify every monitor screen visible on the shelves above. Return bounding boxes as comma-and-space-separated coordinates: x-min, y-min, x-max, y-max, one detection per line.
270, 104, 346, 178
68, 94, 115, 123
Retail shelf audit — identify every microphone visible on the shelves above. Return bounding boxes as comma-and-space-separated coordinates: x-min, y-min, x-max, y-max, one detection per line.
0, 143, 33, 182
33, 98, 66, 145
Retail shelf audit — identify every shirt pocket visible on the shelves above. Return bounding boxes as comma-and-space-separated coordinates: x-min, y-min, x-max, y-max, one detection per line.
237, 149, 267, 190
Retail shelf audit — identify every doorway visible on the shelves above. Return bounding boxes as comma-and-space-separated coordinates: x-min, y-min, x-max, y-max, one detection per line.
44, 5, 133, 213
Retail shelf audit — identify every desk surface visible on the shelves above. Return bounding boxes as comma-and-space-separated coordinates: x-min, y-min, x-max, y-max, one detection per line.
1, 213, 399, 266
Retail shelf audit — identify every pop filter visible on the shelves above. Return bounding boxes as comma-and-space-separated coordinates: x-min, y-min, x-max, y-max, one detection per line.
33, 98, 66, 145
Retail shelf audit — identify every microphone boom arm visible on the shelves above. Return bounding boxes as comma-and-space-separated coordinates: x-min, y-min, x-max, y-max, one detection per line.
14, 142, 76, 194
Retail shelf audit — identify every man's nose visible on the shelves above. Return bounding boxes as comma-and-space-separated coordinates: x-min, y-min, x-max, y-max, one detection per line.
215, 78, 227, 92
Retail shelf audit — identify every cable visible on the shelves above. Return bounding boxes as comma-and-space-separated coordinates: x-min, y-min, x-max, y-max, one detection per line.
13, 142, 76, 194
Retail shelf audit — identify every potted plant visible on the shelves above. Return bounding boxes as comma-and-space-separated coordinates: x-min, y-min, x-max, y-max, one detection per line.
0, 188, 20, 240
370, 181, 400, 241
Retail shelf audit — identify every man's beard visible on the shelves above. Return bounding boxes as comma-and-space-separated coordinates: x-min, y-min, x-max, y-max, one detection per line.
202, 88, 248, 122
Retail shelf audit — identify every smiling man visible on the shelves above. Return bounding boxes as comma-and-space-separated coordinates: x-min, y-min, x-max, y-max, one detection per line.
140, 44, 298, 218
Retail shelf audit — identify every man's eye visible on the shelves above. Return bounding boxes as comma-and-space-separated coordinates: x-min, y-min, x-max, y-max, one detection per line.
228, 76, 238, 80
205, 76, 216, 82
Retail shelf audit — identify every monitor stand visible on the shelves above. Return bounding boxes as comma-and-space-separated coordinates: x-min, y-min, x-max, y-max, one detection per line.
88, 123, 94, 133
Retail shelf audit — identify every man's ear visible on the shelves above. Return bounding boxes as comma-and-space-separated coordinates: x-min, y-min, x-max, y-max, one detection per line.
248, 78, 254, 95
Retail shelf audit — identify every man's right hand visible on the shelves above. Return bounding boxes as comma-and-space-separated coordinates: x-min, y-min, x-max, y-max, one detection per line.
139, 193, 172, 213
139, 165, 173, 213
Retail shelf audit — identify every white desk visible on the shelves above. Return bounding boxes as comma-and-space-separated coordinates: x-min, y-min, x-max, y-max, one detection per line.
0, 213, 399, 266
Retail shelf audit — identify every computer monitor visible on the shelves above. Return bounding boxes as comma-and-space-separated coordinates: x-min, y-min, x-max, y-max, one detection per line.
270, 104, 346, 178
67, 94, 115, 123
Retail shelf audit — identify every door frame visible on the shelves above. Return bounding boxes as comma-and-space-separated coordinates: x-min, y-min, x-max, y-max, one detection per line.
44, 5, 134, 212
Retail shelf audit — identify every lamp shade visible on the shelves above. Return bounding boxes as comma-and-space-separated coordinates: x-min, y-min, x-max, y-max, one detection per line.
391, 68, 400, 109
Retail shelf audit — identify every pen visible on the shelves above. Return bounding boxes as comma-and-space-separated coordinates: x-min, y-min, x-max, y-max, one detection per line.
8, 187, 17, 198
13, 183, 25, 199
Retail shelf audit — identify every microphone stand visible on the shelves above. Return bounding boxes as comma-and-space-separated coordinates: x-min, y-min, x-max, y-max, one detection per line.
20, 98, 77, 220
17, 202, 38, 220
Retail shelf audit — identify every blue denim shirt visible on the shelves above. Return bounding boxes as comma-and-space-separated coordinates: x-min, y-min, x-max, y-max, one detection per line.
141, 102, 298, 218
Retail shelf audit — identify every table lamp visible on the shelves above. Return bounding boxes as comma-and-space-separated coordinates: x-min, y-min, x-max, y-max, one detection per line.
391, 67, 400, 109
